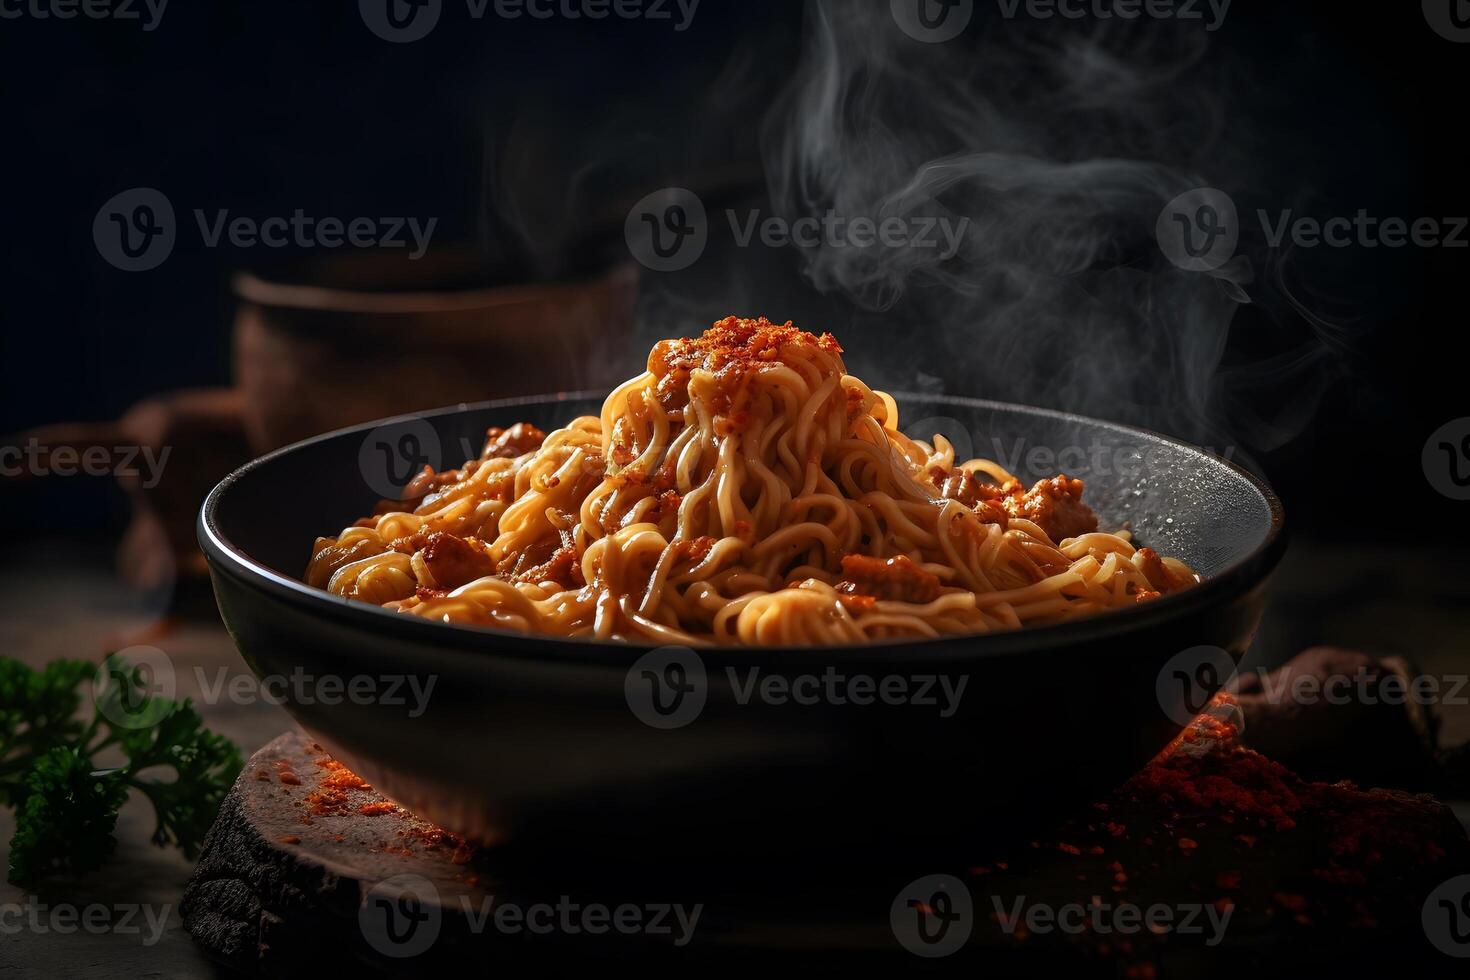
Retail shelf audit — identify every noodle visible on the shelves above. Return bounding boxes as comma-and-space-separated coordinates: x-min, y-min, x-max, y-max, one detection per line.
306, 317, 1198, 645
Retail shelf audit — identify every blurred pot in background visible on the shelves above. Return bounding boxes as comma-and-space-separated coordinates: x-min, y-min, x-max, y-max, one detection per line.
17, 388, 253, 596
12, 249, 638, 609
233, 249, 638, 451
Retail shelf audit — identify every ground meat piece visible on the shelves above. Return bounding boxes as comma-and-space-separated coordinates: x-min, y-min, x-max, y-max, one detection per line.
500, 526, 585, 587
1004, 476, 1098, 542
419, 531, 496, 589
835, 554, 943, 605
510, 545, 583, 587
403, 464, 465, 499
669, 535, 716, 567
367, 463, 472, 516
388, 530, 430, 554
481, 422, 546, 460
1136, 547, 1195, 594
937, 468, 1012, 527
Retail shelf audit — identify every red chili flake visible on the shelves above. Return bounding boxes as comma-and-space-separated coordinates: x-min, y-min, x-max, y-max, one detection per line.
1348, 905, 1378, 929
359, 802, 397, 816
278, 835, 301, 845
278, 771, 301, 785
254, 769, 271, 782
1216, 870, 1242, 889
1088, 845, 1105, 856
1178, 838, 1199, 853
1058, 843, 1082, 856
1273, 892, 1309, 912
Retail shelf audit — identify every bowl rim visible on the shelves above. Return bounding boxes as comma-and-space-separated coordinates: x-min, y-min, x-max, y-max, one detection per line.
198, 390, 1286, 665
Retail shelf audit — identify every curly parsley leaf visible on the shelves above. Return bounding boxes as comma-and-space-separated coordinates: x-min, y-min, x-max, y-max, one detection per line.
119, 701, 243, 858
1, 654, 242, 885
1, 660, 97, 791
7, 746, 128, 883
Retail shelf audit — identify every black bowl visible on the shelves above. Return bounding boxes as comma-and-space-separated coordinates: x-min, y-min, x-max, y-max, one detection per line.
199, 393, 1284, 869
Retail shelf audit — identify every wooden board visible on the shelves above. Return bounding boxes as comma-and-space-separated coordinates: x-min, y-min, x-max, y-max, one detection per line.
181, 731, 1470, 974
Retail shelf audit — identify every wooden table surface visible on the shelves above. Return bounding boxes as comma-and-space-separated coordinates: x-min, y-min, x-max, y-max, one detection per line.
2, 536, 1467, 975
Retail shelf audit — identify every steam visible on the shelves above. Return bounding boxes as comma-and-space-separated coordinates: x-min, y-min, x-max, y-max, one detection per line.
761, 1, 1344, 451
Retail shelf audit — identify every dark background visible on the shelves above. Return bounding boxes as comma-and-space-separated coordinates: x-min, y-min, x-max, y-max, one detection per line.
0, 1, 1464, 666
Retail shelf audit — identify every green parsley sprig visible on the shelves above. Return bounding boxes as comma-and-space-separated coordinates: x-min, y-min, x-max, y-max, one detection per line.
0, 654, 242, 884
